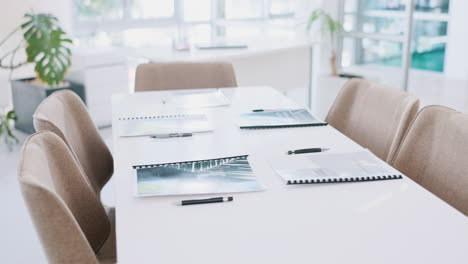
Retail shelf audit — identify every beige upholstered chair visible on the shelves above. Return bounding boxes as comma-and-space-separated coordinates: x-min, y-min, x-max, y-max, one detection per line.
18, 131, 115, 264
135, 61, 237, 92
391, 106, 468, 216
326, 78, 419, 162
33, 90, 113, 195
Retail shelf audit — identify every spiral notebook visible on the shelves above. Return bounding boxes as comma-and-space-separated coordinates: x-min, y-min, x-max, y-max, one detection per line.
270, 150, 403, 185
236, 109, 327, 129
133, 155, 265, 196
118, 114, 213, 137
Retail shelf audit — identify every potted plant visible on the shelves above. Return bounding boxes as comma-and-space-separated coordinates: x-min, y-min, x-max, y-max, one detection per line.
0, 13, 85, 134
306, 9, 344, 76
0, 109, 19, 151
306, 9, 366, 119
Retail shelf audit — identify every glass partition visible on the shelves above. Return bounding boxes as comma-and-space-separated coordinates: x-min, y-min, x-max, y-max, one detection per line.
340, 0, 450, 72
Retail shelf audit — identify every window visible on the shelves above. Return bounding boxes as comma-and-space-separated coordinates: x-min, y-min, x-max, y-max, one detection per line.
73, 0, 296, 47
131, 0, 174, 19
341, 37, 403, 68
222, 0, 264, 20
184, 0, 211, 22
339, 0, 450, 72
270, 0, 295, 17
74, 0, 124, 21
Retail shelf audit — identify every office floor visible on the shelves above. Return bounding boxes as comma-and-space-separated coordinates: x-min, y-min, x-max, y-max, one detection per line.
1, 77, 468, 263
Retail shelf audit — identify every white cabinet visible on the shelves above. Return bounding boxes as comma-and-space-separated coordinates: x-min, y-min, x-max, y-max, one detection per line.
68, 50, 130, 127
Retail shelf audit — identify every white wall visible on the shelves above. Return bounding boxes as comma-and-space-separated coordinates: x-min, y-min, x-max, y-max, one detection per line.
0, 0, 72, 34
0, 0, 72, 108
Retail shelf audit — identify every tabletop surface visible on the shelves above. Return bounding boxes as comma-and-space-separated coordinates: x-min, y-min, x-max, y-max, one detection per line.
112, 86, 468, 264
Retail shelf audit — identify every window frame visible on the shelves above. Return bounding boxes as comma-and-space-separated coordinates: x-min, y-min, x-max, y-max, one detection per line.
72, 0, 295, 36
337, 0, 450, 73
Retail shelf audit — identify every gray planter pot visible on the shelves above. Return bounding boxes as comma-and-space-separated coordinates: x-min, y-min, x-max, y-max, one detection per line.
11, 78, 86, 134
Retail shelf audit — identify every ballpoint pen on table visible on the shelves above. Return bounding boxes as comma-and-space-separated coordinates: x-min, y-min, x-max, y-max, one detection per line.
287, 148, 330, 155
150, 133, 193, 139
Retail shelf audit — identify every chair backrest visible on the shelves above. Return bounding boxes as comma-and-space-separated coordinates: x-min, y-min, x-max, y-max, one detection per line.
326, 78, 419, 162
134, 61, 237, 92
33, 90, 113, 194
18, 131, 110, 264
391, 105, 468, 216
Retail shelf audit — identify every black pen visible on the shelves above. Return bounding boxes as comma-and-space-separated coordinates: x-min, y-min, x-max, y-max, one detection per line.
287, 148, 330, 155
181, 197, 233, 206
150, 133, 192, 139
252, 109, 286, 112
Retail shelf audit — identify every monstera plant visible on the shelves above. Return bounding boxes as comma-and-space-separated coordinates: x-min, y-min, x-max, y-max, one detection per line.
0, 13, 72, 86
0, 12, 83, 134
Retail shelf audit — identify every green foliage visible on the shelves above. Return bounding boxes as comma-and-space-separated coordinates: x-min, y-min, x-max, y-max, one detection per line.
26, 30, 72, 86
0, 110, 19, 150
21, 13, 59, 39
306, 9, 343, 43
21, 13, 73, 86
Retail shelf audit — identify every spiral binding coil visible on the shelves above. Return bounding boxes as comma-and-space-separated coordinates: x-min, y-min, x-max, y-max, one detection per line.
286, 174, 403, 184
132, 155, 249, 169
119, 115, 187, 121
240, 123, 328, 129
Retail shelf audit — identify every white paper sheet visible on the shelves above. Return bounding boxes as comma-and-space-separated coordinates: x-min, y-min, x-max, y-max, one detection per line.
161, 89, 230, 108
118, 114, 213, 137
270, 150, 400, 183
236, 109, 326, 128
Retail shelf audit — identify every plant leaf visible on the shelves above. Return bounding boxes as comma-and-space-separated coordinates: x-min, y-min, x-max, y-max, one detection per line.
0, 111, 18, 143
21, 13, 72, 86
306, 9, 343, 43
26, 29, 72, 86
21, 13, 60, 40
306, 9, 324, 32
6, 110, 18, 121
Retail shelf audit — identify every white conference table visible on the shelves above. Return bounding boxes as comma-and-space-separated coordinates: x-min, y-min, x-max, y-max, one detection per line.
112, 86, 468, 264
